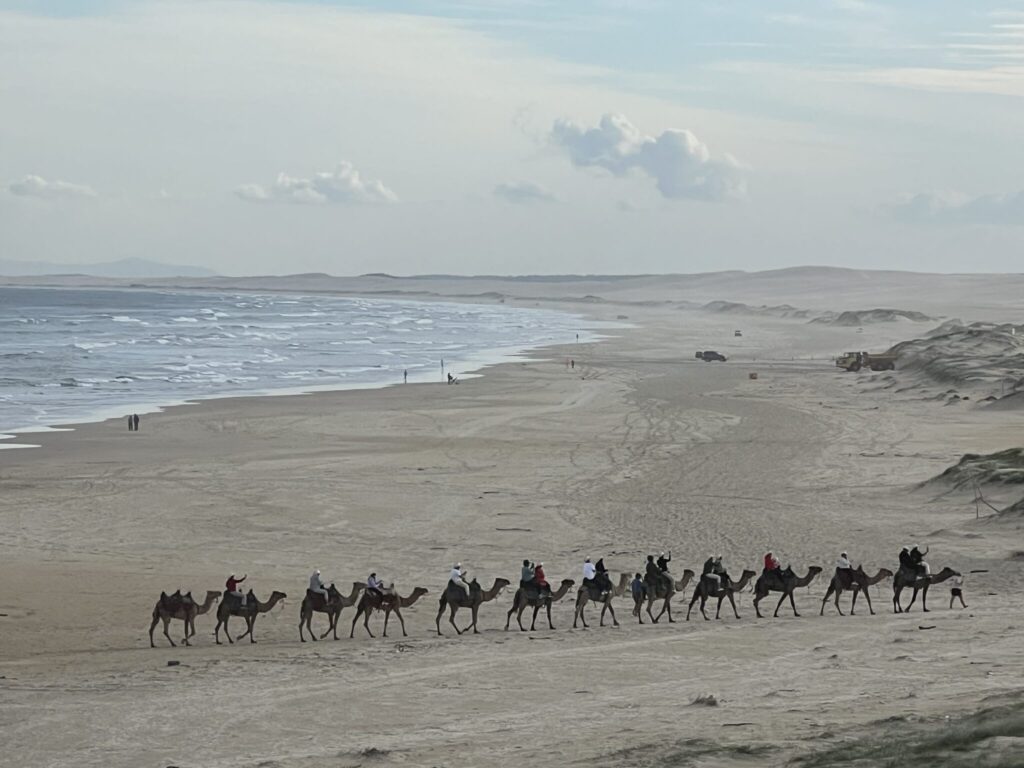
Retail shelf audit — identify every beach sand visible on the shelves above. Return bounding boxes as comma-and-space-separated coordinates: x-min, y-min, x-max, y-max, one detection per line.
1, 283, 1022, 767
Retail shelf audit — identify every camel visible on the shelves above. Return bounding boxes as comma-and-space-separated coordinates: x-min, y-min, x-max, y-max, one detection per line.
214, 589, 287, 644
435, 578, 510, 635
350, 586, 430, 638
504, 579, 575, 631
635, 570, 695, 624
299, 582, 364, 642
752, 566, 823, 618
819, 566, 892, 616
686, 569, 757, 621
149, 590, 219, 647
893, 566, 959, 613
573, 572, 628, 629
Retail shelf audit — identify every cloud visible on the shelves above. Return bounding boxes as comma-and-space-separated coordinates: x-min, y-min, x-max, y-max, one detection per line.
493, 181, 556, 204
236, 162, 397, 205
890, 190, 1024, 226
8, 175, 97, 199
550, 113, 745, 201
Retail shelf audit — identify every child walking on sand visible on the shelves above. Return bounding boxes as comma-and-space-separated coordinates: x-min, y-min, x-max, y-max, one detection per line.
949, 572, 967, 609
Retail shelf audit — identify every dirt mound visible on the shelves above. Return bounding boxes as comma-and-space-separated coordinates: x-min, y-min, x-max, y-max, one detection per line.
701, 300, 809, 318
928, 448, 1024, 490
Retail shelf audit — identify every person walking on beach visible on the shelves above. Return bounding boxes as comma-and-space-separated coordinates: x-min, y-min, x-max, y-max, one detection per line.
403, 369, 408, 384
127, 415, 134, 432
132, 413, 140, 431
950, 573, 967, 609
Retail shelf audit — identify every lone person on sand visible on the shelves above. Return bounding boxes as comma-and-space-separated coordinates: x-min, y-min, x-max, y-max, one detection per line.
133, 413, 140, 431
949, 573, 967, 609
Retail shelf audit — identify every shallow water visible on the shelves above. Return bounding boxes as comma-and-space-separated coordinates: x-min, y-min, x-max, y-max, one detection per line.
0, 286, 594, 438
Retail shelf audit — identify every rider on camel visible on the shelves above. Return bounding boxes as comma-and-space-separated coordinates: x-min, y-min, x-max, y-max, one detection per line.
764, 551, 782, 580
595, 557, 612, 592
226, 573, 247, 607
533, 562, 551, 597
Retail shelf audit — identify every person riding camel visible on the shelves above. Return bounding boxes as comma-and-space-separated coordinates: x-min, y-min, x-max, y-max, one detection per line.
703, 555, 728, 591
899, 546, 913, 572
645, 554, 671, 595
533, 562, 551, 597
656, 551, 672, 573
225, 573, 247, 607
595, 557, 612, 592
582, 557, 596, 588
521, 559, 536, 589
764, 552, 782, 580
450, 563, 469, 597
309, 569, 330, 605
367, 572, 385, 598
910, 545, 930, 576
835, 552, 853, 586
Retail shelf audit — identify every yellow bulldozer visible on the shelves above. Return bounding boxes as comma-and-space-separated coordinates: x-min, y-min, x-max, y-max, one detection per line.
835, 351, 897, 372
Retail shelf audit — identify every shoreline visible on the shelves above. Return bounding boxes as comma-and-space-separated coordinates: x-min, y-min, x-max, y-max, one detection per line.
0, 287, 613, 450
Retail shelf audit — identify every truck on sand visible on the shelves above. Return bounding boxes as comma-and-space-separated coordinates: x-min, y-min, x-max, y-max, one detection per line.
835, 351, 897, 372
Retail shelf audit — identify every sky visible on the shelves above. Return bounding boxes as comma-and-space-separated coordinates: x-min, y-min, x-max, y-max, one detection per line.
2, 0, 1024, 276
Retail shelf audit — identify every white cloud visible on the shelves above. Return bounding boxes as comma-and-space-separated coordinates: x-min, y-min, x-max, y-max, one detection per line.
235, 162, 397, 205
8, 175, 97, 199
493, 181, 556, 204
890, 190, 1024, 226
550, 113, 746, 201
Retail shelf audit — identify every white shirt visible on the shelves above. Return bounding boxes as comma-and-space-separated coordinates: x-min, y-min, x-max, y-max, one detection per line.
583, 562, 596, 580
368, 576, 383, 590
951, 574, 963, 588
310, 573, 325, 591
450, 567, 463, 582
836, 556, 851, 570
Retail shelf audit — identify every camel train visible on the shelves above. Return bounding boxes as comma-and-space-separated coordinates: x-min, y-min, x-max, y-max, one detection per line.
148, 554, 961, 647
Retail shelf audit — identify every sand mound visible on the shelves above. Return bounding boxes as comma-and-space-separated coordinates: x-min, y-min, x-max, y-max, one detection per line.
701, 300, 810, 318
928, 448, 1024, 490
811, 308, 936, 326
886, 322, 1024, 393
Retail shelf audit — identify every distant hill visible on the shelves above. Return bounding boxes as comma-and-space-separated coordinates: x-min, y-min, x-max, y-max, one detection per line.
0, 257, 217, 278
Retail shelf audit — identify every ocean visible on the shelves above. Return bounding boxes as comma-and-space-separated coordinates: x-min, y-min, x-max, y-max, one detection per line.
0, 286, 593, 443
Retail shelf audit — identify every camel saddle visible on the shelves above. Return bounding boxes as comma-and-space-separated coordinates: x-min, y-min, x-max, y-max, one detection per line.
834, 568, 860, 591
763, 567, 794, 590
644, 572, 672, 598
223, 590, 251, 612
521, 583, 551, 601
581, 579, 608, 600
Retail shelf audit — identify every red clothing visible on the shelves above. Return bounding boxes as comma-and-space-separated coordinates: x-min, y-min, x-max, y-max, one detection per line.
534, 566, 548, 587
225, 575, 245, 592
764, 554, 779, 571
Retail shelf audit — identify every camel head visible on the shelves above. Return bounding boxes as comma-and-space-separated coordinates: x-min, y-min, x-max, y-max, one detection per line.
877, 568, 894, 580
410, 587, 429, 598
935, 567, 959, 580
808, 566, 823, 576
558, 579, 575, 588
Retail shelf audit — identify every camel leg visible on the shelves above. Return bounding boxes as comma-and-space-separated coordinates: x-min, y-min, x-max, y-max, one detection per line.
224, 616, 235, 644
726, 593, 740, 619
753, 593, 764, 619
161, 616, 176, 648
686, 591, 700, 621
788, 591, 800, 617
504, 603, 515, 631
893, 586, 903, 614
435, 596, 447, 636
653, 599, 668, 624
363, 607, 374, 638
921, 585, 930, 612
773, 592, 787, 618
574, 598, 588, 629
395, 607, 408, 637
470, 606, 480, 634
181, 617, 191, 646
646, 598, 657, 624
906, 587, 919, 612
149, 611, 161, 648
544, 601, 554, 631
448, 605, 462, 635
850, 589, 858, 616
349, 608, 361, 639
383, 608, 392, 638
820, 584, 834, 616
517, 604, 528, 632
863, 587, 874, 615
529, 604, 541, 631
607, 601, 619, 627
834, 587, 845, 617
665, 597, 674, 623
